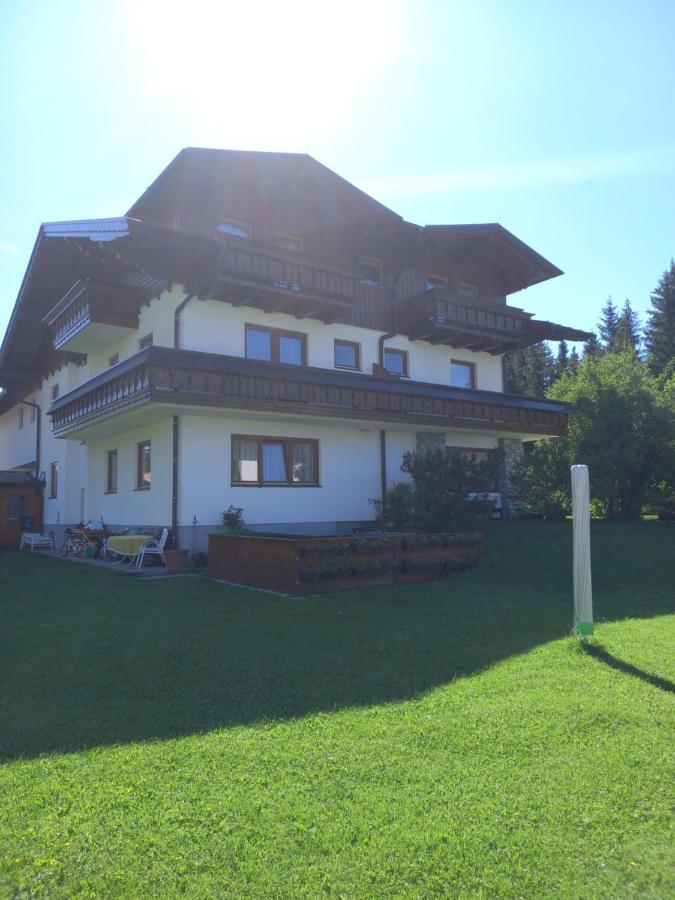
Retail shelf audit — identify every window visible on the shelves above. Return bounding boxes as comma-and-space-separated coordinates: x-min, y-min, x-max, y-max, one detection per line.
139, 333, 153, 350
8, 494, 27, 519
106, 449, 118, 494
49, 462, 58, 499
275, 232, 304, 252
426, 274, 448, 291
136, 440, 151, 490
356, 255, 383, 286
109, 353, 119, 367
30, 405, 36, 423
232, 436, 319, 486
451, 360, 476, 390
245, 324, 306, 366
18, 407, 24, 429
51, 384, 60, 401
457, 281, 479, 299
334, 339, 360, 370
383, 348, 408, 377
218, 219, 250, 239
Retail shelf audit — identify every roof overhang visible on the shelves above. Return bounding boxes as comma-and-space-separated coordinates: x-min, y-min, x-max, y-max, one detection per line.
423, 223, 563, 294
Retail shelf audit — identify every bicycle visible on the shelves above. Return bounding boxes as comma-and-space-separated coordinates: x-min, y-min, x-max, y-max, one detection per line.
60, 530, 87, 558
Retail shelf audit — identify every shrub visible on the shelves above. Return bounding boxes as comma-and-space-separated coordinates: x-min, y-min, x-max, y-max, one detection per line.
222, 505, 245, 532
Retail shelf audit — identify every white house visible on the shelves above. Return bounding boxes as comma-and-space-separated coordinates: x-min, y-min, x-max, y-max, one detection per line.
0, 148, 588, 550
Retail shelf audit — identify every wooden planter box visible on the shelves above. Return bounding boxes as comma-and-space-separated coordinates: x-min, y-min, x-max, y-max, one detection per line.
208, 531, 482, 593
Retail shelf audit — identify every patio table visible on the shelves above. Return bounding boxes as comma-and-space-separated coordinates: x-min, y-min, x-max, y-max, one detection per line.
106, 535, 149, 560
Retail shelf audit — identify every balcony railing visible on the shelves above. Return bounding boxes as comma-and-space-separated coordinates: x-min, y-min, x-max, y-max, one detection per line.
49, 347, 568, 438
43, 279, 142, 352
406, 290, 534, 354
209, 237, 360, 321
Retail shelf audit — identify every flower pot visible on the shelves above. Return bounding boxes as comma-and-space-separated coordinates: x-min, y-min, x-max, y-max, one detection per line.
164, 549, 188, 573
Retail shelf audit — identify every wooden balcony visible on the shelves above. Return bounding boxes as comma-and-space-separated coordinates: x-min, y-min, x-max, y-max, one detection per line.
207, 236, 359, 322
406, 289, 590, 354
49, 347, 569, 438
43, 280, 142, 353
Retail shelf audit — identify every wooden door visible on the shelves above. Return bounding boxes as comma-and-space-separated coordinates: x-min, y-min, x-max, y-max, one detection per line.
0, 487, 43, 549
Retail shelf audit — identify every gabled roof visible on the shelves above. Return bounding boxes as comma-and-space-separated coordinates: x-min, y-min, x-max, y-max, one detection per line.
127, 147, 403, 226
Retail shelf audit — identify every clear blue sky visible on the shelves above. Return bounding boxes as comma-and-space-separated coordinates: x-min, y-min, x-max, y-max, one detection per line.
1, 0, 674, 343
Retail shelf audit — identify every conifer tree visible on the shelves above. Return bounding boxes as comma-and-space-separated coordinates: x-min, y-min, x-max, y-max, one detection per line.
583, 331, 601, 360
614, 298, 641, 354
598, 295, 620, 350
645, 260, 675, 375
568, 347, 580, 374
553, 340, 569, 381
503, 342, 553, 398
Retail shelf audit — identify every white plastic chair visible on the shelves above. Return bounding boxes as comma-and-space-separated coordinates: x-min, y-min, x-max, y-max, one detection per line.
20, 532, 53, 551
136, 528, 169, 569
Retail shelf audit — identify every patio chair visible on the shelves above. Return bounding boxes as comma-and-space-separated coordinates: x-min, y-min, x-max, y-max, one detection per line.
136, 528, 169, 569
20, 532, 53, 551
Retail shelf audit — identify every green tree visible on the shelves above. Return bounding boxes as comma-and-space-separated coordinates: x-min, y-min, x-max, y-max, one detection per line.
568, 347, 581, 375
598, 296, 620, 350
503, 342, 553, 397
645, 260, 675, 375
583, 331, 601, 360
511, 353, 675, 520
614, 298, 641, 354
553, 340, 569, 381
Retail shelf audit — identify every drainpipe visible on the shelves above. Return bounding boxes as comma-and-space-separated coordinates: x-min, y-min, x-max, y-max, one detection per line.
11, 397, 42, 479
172, 415, 179, 550
377, 261, 408, 505
171, 260, 220, 550
379, 429, 387, 513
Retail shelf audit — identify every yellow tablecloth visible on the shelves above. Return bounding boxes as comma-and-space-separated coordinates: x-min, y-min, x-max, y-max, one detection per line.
106, 535, 149, 556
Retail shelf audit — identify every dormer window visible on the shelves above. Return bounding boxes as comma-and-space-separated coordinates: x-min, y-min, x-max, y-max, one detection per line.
275, 233, 304, 252
356, 255, 383, 286
218, 220, 251, 239
457, 281, 479, 299
426, 274, 448, 291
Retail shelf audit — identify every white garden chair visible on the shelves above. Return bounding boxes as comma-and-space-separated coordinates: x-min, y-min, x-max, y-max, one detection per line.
20, 532, 53, 551
136, 528, 169, 569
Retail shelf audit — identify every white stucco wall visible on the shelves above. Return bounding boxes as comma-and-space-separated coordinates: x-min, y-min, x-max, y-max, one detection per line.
86, 418, 173, 528
178, 414, 382, 527
180, 298, 504, 391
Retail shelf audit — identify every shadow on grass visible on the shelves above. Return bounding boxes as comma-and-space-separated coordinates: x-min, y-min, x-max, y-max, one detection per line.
582, 644, 675, 693
1, 521, 673, 761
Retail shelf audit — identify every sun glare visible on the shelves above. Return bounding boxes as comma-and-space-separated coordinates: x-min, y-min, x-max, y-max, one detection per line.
126, 0, 407, 149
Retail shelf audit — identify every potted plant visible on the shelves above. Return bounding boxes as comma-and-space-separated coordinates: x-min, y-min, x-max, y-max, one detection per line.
164, 547, 189, 573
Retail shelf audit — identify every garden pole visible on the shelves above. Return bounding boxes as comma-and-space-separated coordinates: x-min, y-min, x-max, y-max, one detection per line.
571, 465, 594, 637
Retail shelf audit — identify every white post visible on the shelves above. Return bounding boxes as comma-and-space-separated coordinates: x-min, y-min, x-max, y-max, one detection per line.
571, 465, 594, 637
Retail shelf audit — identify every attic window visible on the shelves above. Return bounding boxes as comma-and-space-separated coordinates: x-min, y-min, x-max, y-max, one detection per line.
275, 233, 303, 252
218, 220, 250, 239
356, 255, 383, 286
426, 274, 448, 291
457, 281, 479, 299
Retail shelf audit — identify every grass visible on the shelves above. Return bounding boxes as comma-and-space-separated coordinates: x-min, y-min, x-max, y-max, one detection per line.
1, 521, 673, 897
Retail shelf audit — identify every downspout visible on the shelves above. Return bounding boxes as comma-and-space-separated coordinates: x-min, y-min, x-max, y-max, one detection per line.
13, 398, 41, 478
377, 261, 408, 509
172, 261, 219, 549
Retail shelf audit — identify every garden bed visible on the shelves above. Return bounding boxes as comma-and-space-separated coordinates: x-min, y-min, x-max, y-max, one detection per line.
208, 531, 482, 593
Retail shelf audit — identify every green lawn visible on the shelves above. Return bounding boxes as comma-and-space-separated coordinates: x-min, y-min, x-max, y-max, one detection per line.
1, 521, 673, 898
